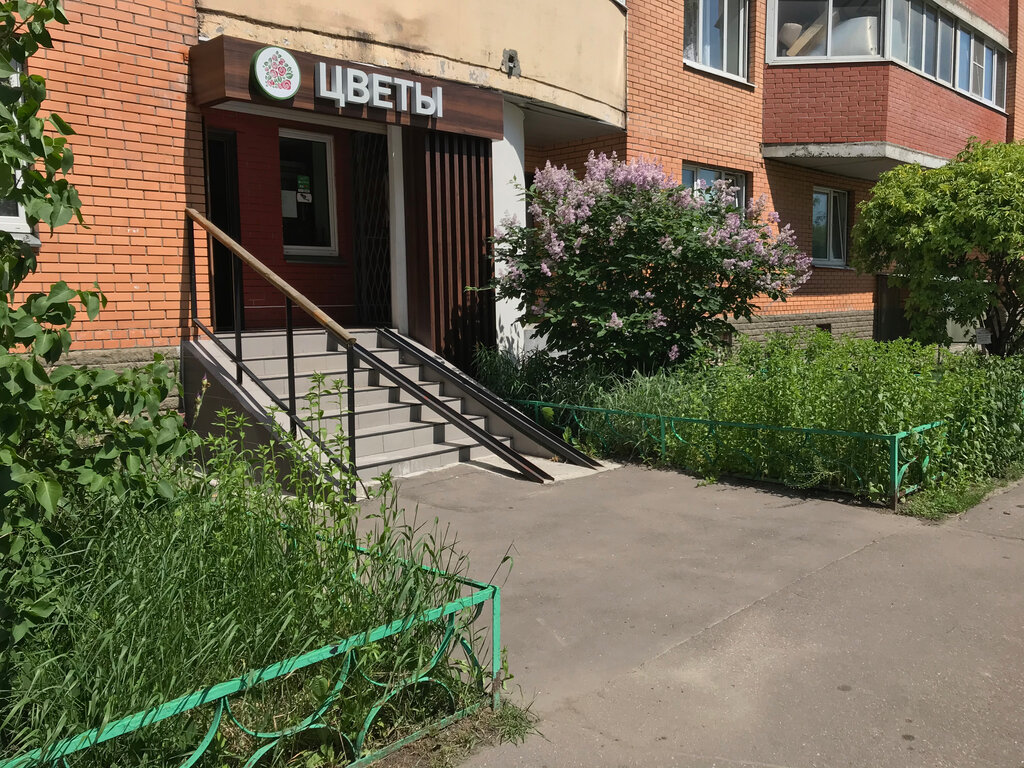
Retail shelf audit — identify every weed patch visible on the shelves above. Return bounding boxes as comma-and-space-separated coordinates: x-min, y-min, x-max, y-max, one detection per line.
374, 702, 539, 768
1, 404, 500, 767
481, 331, 1024, 503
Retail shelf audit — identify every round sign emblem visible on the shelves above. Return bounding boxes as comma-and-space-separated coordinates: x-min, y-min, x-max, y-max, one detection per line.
252, 47, 301, 101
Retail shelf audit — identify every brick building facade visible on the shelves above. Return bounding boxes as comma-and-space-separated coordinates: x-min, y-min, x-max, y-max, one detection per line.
528, 0, 1021, 341
21, 0, 205, 364
11, 0, 1024, 368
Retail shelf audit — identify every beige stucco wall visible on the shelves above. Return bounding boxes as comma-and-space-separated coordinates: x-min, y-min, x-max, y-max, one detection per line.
197, 0, 626, 128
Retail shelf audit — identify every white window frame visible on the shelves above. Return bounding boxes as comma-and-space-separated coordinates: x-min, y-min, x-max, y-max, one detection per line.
812, 187, 848, 267
770, 0, 884, 61
684, 0, 749, 81
0, 64, 34, 239
279, 128, 339, 259
767, 0, 1008, 111
681, 163, 748, 205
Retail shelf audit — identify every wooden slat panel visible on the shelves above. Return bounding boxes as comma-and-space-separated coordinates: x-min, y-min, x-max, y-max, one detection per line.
404, 129, 495, 370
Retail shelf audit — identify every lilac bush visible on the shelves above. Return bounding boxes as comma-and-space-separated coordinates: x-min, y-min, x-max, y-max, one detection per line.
493, 152, 811, 373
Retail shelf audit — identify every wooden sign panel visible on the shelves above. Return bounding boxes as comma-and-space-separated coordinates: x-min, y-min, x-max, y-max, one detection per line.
190, 36, 505, 140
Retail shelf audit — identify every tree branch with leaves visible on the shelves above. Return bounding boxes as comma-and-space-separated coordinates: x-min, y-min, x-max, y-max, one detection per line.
0, 2, 194, 657
852, 140, 1024, 356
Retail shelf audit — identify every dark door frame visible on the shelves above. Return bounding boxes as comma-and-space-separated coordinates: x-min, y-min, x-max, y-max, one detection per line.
204, 128, 243, 333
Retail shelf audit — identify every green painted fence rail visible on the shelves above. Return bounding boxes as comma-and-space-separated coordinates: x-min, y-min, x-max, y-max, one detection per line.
0, 571, 501, 768
515, 400, 946, 506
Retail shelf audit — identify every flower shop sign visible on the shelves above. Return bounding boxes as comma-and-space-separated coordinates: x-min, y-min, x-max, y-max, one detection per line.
191, 36, 503, 140
314, 62, 443, 118
252, 47, 301, 100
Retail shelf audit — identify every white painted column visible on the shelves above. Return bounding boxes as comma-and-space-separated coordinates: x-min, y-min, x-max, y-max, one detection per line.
491, 101, 540, 354
387, 125, 408, 334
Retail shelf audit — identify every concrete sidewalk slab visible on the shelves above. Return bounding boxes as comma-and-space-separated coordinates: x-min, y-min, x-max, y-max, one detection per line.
953, 482, 1024, 541
387, 465, 1024, 767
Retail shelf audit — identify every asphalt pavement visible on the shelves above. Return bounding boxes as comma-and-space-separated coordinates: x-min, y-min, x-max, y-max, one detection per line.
389, 463, 1024, 768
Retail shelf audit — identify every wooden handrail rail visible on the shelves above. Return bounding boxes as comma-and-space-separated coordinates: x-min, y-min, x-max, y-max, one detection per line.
185, 207, 357, 346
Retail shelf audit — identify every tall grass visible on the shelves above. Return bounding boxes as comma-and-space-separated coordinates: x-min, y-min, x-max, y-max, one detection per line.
481, 331, 1024, 499
1, 400, 491, 766
472, 347, 617, 405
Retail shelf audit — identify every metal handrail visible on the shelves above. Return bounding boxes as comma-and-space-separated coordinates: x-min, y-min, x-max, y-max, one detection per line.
376, 328, 600, 469
184, 208, 551, 484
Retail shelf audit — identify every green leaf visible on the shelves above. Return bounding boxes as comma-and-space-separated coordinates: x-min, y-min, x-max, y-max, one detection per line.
35, 478, 61, 514
156, 478, 175, 499
49, 112, 74, 135
11, 619, 31, 643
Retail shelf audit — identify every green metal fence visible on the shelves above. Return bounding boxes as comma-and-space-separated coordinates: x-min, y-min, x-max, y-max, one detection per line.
1, 572, 501, 768
515, 400, 947, 506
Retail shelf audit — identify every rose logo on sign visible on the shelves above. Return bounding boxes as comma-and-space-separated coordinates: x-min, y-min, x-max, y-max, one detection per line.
251, 47, 301, 101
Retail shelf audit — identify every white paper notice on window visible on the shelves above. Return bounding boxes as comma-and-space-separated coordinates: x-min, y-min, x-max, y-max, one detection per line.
281, 191, 298, 218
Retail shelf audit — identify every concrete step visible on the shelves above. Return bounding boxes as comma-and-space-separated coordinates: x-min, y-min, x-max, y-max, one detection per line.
261, 364, 425, 398
283, 381, 450, 416
350, 415, 489, 455
233, 348, 403, 377
356, 436, 511, 480
295, 380, 446, 408
313, 397, 467, 431
190, 326, 553, 484
213, 328, 383, 357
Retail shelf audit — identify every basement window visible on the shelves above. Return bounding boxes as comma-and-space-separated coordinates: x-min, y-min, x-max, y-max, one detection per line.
280, 128, 338, 259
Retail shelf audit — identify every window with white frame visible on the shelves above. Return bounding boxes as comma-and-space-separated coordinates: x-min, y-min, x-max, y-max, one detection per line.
279, 129, 338, 259
683, 0, 748, 79
769, 0, 1008, 109
0, 63, 33, 239
681, 163, 747, 204
812, 188, 848, 266
775, 0, 882, 58
891, 0, 1006, 107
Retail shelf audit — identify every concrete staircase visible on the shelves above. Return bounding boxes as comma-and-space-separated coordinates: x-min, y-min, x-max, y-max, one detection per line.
183, 328, 546, 481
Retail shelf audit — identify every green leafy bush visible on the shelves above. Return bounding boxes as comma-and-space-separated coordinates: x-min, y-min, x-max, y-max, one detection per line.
852, 140, 1024, 355
472, 346, 617, 405
0, 3, 195, 657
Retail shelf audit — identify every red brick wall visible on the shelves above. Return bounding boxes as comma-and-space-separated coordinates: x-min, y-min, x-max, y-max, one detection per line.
886, 66, 1006, 157
764, 62, 1006, 157
625, 0, 765, 182
202, 110, 357, 330
959, 0, 1009, 36
1007, 2, 1024, 140
18, 0, 204, 352
760, 161, 875, 315
524, 134, 627, 178
764, 63, 890, 144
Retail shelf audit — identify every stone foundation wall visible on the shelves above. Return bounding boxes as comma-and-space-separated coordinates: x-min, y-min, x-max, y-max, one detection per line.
59, 344, 180, 370
735, 310, 874, 343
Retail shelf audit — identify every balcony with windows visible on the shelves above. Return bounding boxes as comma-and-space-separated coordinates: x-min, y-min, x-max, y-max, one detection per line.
763, 0, 1010, 179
